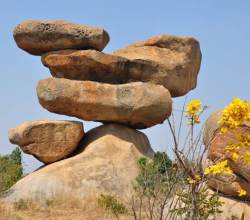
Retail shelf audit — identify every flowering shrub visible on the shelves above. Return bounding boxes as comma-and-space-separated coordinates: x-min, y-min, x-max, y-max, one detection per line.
205, 98, 250, 197
99, 97, 250, 219
204, 160, 233, 176
218, 98, 250, 132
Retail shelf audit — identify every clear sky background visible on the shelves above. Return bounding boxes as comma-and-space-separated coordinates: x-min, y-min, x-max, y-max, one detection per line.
1, 1, 249, 172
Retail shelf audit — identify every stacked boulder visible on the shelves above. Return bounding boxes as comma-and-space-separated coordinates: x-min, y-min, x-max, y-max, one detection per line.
203, 110, 250, 197
5, 20, 201, 203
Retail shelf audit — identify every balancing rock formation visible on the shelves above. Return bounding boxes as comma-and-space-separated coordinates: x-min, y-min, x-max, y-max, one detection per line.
5, 19, 201, 208
203, 110, 250, 197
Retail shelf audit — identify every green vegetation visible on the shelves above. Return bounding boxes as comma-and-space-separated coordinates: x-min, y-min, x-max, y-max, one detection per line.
98, 98, 226, 219
0, 147, 23, 192
171, 186, 223, 220
132, 152, 222, 220
98, 194, 128, 220
134, 151, 174, 199
13, 198, 30, 210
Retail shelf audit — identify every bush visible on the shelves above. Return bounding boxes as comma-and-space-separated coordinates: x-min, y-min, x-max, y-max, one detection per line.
135, 152, 173, 195
13, 199, 30, 210
0, 147, 23, 192
98, 194, 128, 219
99, 98, 249, 219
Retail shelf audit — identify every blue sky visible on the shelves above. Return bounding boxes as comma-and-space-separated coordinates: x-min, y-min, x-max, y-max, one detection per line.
1, 1, 249, 172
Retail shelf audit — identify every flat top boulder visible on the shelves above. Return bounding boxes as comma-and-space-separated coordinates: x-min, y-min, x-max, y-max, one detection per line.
13, 20, 110, 55
9, 120, 84, 164
42, 49, 130, 83
37, 78, 172, 129
123, 34, 200, 51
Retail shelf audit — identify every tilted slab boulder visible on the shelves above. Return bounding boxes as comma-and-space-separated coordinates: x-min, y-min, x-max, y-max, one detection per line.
3, 124, 154, 203
13, 20, 109, 55
42, 34, 201, 97
42, 50, 130, 83
36, 78, 172, 129
203, 110, 250, 197
8, 120, 84, 164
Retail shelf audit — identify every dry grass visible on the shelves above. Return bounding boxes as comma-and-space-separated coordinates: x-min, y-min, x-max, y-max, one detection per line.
0, 196, 133, 220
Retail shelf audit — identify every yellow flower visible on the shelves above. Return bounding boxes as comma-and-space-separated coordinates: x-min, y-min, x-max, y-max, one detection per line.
218, 98, 250, 132
237, 133, 250, 148
204, 160, 233, 176
194, 175, 201, 181
244, 152, 250, 164
226, 144, 240, 152
185, 99, 202, 125
187, 177, 195, 184
187, 175, 201, 184
220, 127, 228, 134
238, 188, 247, 196
232, 152, 239, 161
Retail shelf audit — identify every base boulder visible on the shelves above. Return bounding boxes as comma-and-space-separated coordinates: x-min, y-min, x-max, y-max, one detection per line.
3, 124, 154, 202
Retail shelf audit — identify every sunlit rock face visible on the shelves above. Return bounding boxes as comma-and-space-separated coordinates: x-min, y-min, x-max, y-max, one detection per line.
9, 120, 84, 164
13, 20, 110, 55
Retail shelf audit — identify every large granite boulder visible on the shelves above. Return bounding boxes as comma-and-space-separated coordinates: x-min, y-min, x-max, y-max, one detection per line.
13, 20, 109, 55
8, 120, 84, 164
203, 110, 250, 197
3, 124, 154, 202
114, 35, 202, 97
42, 34, 201, 97
217, 196, 250, 219
204, 159, 250, 197
36, 78, 172, 129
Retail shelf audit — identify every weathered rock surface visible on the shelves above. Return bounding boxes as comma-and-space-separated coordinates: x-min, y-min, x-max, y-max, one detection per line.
42, 49, 130, 82
42, 34, 201, 97
114, 35, 202, 97
13, 20, 109, 55
205, 159, 250, 197
8, 120, 84, 164
36, 78, 172, 129
3, 124, 154, 202
204, 110, 250, 197
217, 196, 250, 219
